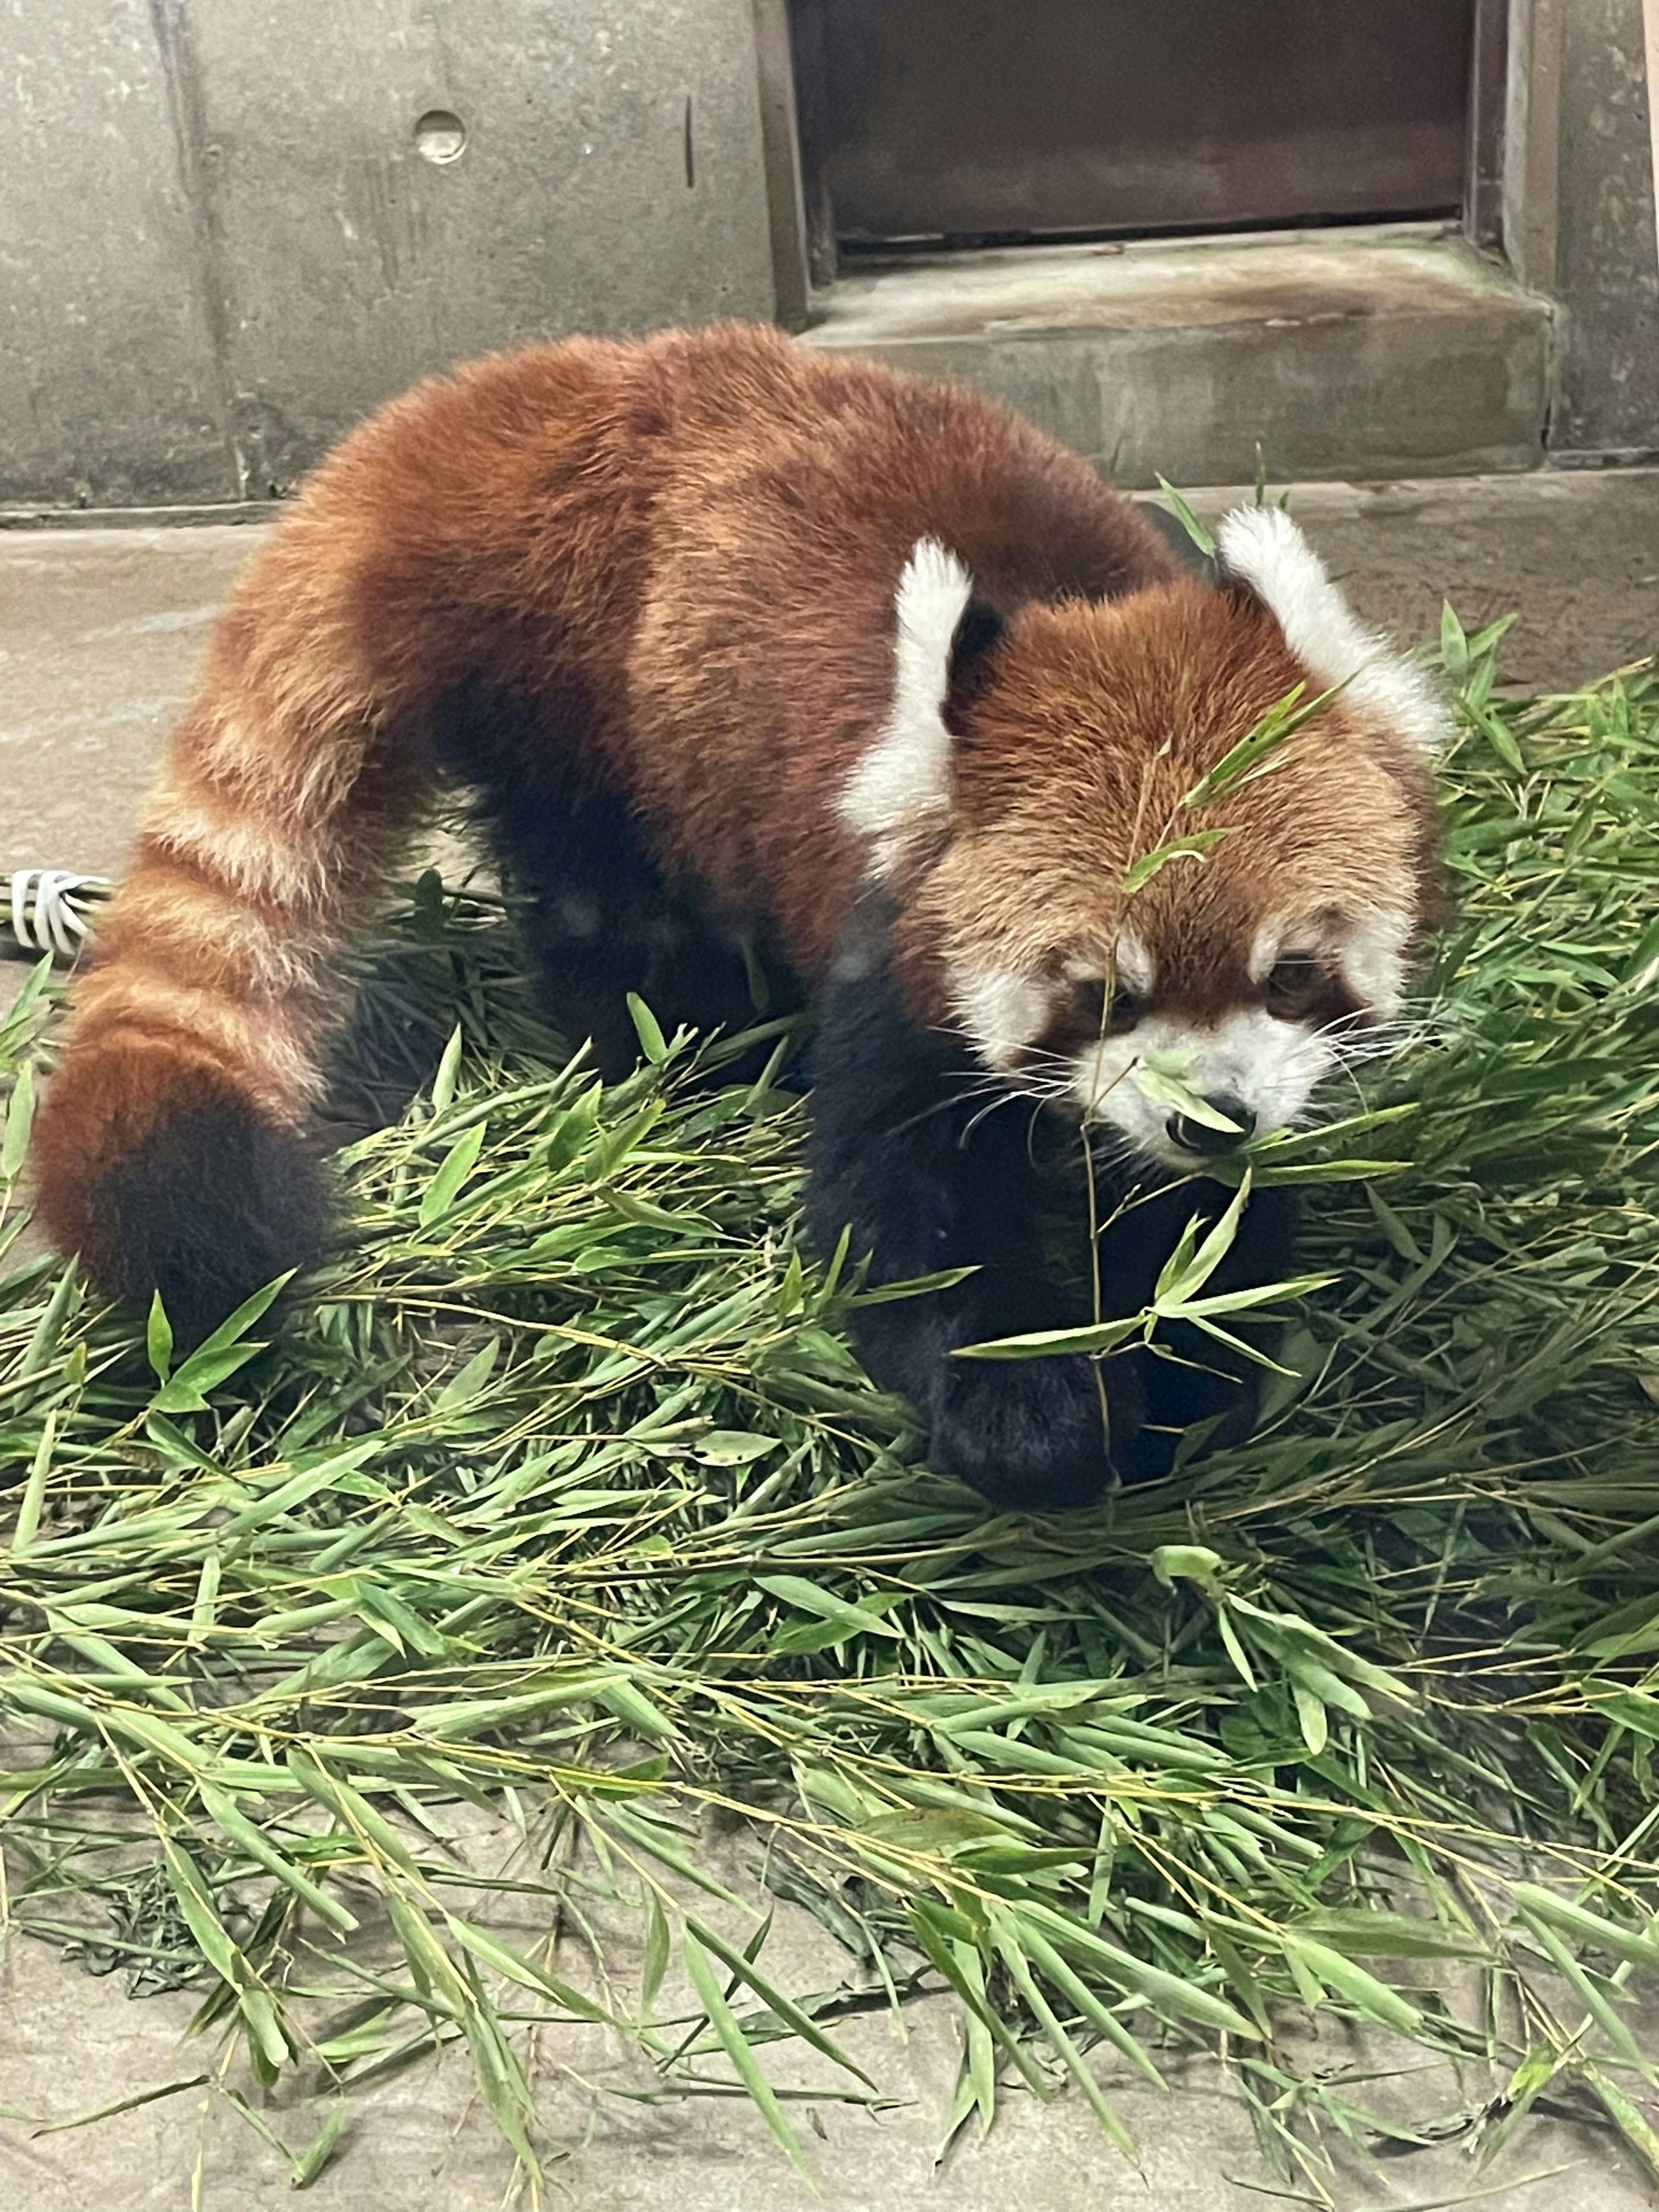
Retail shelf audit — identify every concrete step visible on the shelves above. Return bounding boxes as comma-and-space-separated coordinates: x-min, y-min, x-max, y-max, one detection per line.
801, 225, 1551, 488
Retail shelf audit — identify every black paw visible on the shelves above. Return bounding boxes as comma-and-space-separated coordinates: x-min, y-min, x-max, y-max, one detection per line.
927, 1353, 1151, 1510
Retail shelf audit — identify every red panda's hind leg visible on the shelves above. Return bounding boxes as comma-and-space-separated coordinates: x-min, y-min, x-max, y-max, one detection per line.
451, 716, 791, 1080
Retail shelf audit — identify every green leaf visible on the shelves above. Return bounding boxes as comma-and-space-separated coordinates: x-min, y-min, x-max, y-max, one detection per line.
1292, 1680, 1329, 1755
755, 1573, 901, 1639
685, 1913, 877, 2087
26, 2072, 213, 2138
1584, 2064, 1659, 2177
1180, 678, 1345, 808
680, 1929, 813, 2178
446, 1914, 618, 2025
161, 1838, 244, 1985
694, 1430, 779, 1465
627, 992, 670, 1064
146, 1292, 174, 1387
1132, 1052, 1242, 1130
952, 1315, 1138, 1360
1122, 826, 1239, 895
993, 1918, 1138, 2158
290, 2102, 350, 2189
1154, 477, 1217, 558
849, 1265, 979, 1306
151, 1344, 269, 1415
1150, 1543, 1226, 1591
1022, 1903, 1259, 2037
432, 1338, 500, 1414
420, 1119, 487, 1227
0, 952, 55, 1051
429, 1024, 465, 1114
1154, 1175, 1250, 1307
199, 1783, 359, 1935
1510, 1883, 1659, 1976
11, 1410, 55, 1555
1, 1058, 35, 1179
149, 1272, 293, 1411
641, 1892, 671, 2016
1282, 1934, 1421, 2036
1440, 598, 1470, 680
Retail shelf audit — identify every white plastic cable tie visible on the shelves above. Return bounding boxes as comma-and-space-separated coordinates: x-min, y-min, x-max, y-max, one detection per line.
7, 869, 108, 959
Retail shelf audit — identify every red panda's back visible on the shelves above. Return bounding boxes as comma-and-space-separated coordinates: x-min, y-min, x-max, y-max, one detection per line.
614, 325, 1181, 973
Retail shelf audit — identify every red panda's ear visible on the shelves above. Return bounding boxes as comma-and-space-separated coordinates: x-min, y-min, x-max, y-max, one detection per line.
836, 537, 975, 874
944, 596, 1008, 732
1215, 507, 1449, 757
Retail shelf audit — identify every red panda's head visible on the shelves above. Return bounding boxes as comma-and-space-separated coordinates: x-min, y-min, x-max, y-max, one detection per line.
838, 510, 1443, 1171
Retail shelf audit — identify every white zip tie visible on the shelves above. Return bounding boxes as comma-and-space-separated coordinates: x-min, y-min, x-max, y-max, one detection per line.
6, 870, 111, 960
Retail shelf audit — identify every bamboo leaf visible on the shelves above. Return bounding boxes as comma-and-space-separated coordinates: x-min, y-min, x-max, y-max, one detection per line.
685, 1913, 877, 2087
627, 993, 670, 1064
680, 1929, 813, 2178
1154, 477, 1217, 558
420, 1119, 487, 1227
1, 1058, 35, 1179
1123, 827, 1239, 895
429, 1025, 464, 1114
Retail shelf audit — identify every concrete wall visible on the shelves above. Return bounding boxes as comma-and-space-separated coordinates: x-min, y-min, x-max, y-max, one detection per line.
2, 1, 1656, 506
1506, 0, 1659, 460
1549, 0, 1659, 458
0, 0, 777, 508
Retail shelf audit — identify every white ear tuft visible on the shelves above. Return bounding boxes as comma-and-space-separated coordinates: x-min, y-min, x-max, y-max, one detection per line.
1216, 506, 1449, 757
837, 538, 974, 872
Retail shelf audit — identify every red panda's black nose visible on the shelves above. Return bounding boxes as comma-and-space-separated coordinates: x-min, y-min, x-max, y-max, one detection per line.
1167, 1096, 1255, 1156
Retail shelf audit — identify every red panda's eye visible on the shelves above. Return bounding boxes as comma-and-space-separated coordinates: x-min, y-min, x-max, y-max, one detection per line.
1075, 981, 1141, 1037
1265, 957, 1321, 1016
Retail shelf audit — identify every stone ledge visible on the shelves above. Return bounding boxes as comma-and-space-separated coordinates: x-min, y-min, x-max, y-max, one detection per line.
801, 226, 1552, 487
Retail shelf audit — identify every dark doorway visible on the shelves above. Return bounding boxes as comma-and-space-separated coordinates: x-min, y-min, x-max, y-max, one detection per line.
791, 0, 1480, 257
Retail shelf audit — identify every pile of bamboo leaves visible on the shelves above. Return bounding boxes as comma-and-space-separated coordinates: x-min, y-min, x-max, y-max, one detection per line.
3, 619, 1659, 2200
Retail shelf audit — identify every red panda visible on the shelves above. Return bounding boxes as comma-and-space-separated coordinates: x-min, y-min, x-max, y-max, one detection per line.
31, 322, 1442, 1507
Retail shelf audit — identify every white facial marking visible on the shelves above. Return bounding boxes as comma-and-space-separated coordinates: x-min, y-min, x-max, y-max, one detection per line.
1115, 929, 1155, 995
1336, 906, 1411, 1016
952, 966, 1055, 1071
1072, 1009, 1335, 1167
1215, 506, 1450, 757
1247, 916, 1284, 986
837, 537, 973, 876
1068, 905, 1413, 1166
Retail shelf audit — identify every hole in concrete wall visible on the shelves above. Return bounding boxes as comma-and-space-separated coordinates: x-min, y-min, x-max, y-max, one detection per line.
414, 110, 467, 165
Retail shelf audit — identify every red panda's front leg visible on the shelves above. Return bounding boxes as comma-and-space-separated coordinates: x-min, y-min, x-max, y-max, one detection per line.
805, 901, 1155, 1510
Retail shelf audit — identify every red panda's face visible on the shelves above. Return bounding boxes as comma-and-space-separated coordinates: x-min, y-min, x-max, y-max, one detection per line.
1010, 899, 1417, 1169
839, 515, 1443, 1172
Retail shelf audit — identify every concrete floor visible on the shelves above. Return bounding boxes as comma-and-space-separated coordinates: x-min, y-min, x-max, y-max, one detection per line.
3, 473, 1659, 2209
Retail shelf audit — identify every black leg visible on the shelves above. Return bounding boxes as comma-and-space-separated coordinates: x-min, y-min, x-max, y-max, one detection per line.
806, 901, 1160, 1509
502, 786, 763, 1079
439, 683, 792, 1080
807, 902, 1302, 1505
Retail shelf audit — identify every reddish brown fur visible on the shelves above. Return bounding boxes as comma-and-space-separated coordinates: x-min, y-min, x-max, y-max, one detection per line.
32, 321, 1432, 1316
900, 582, 1437, 1021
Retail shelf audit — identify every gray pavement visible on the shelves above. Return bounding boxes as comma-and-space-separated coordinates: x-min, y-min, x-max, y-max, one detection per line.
3, 472, 1659, 2208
